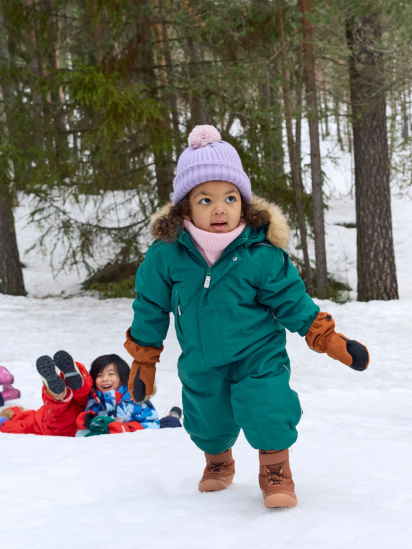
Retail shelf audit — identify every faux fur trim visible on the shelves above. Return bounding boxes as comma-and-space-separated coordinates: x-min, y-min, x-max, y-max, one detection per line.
150, 194, 290, 249
250, 195, 290, 249
150, 202, 174, 226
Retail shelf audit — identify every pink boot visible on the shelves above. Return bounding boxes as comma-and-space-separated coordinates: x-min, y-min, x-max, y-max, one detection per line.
0, 385, 21, 402
0, 366, 14, 385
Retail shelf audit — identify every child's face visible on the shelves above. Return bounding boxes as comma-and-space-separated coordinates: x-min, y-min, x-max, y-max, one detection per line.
95, 364, 121, 393
184, 180, 242, 233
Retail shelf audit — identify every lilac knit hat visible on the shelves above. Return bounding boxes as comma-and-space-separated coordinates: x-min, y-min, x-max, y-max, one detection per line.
173, 125, 252, 204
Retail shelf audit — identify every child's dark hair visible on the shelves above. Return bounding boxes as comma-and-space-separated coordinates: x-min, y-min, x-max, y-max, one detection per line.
151, 195, 270, 242
89, 354, 130, 389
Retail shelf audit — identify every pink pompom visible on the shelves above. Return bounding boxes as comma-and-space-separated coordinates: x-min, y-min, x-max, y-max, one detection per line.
188, 125, 221, 148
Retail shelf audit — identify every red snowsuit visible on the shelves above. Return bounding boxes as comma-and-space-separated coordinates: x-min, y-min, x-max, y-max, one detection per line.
0, 362, 93, 437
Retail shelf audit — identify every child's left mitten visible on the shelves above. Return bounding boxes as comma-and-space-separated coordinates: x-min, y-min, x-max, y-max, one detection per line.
305, 312, 370, 371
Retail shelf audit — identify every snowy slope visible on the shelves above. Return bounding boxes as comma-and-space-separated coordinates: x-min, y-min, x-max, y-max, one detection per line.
1, 190, 412, 549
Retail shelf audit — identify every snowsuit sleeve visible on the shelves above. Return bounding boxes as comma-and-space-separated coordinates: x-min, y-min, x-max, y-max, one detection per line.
131, 242, 173, 348
256, 246, 319, 336
129, 399, 159, 429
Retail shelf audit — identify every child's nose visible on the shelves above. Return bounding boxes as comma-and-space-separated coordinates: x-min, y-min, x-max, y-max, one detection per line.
213, 203, 225, 214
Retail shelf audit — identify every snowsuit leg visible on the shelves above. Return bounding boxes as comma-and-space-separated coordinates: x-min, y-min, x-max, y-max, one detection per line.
68, 362, 93, 406
229, 339, 301, 451
0, 363, 93, 436
178, 357, 240, 455
178, 334, 301, 454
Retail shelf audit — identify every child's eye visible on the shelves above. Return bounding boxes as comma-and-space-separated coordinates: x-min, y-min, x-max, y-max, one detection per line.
200, 198, 211, 205
226, 196, 236, 203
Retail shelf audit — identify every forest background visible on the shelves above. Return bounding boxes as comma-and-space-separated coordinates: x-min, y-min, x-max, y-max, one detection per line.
0, 0, 409, 302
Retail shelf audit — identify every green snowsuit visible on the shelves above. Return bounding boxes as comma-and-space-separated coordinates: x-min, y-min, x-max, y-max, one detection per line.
130, 200, 319, 454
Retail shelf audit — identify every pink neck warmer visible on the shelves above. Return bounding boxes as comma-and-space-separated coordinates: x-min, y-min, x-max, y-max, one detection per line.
183, 219, 246, 266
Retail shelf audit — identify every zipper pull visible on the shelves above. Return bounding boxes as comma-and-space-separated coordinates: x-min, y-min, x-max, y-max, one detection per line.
204, 267, 212, 288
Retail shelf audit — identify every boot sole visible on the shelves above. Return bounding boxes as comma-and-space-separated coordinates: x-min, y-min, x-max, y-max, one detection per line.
263, 492, 298, 508
36, 356, 66, 396
53, 351, 83, 390
198, 474, 234, 492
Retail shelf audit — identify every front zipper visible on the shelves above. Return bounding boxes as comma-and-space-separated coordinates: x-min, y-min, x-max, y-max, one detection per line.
181, 233, 248, 290
204, 267, 212, 288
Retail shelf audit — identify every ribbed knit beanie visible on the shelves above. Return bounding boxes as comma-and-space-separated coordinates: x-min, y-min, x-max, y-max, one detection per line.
173, 125, 252, 204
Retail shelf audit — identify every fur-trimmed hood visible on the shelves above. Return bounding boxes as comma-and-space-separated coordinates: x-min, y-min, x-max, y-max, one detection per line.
151, 194, 290, 249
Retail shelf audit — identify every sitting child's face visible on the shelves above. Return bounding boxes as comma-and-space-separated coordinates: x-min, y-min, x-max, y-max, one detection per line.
184, 180, 242, 233
95, 364, 121, 393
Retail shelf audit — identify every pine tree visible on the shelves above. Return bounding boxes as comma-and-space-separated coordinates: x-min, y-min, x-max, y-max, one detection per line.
346, 4, 398, 301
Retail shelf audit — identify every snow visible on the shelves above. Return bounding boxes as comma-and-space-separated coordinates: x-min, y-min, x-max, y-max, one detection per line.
2, 180, 412, 548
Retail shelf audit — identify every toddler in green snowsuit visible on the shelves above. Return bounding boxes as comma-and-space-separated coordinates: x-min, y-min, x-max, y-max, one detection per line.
125, 125, 370, 508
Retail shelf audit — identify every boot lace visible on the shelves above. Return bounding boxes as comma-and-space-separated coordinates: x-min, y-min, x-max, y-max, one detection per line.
207, 460, 227, 473
266, 465, 284, 485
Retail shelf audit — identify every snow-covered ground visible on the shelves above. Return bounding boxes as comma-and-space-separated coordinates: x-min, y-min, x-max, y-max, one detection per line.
1, 181, 412, 548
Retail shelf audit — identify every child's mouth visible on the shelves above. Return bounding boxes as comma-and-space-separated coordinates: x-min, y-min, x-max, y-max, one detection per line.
211, 222, 227, 230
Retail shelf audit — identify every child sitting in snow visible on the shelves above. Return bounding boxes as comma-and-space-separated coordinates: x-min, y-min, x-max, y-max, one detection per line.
0, 366, 21, 407
0, 351, 181, 436
124, 124, 370, 509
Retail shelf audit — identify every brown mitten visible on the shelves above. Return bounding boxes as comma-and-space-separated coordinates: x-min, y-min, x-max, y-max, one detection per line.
305, 312, 370, 371
124, 328, 163, 403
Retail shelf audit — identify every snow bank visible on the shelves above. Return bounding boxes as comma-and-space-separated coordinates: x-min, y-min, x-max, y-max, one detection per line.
2, 177, 412, 548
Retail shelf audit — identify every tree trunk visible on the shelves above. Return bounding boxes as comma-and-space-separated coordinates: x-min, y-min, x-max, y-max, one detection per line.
43, 0, 70, 177
346, 94, 352, 153
334, 95, 344, 152
322, 81, 329, 137
300, 0, 329, 299
135, 1, 174, 205
346, 10, 398, 301
295, 47, 303, 182
0, 4, 26, 295
186, 36, 209, 126
162, 32, 182, 157
388, 92, 396, 175
277, 3, 313, 295
258, 68, 286, 197
401, 88, 409, 142
0, 182, 26, 296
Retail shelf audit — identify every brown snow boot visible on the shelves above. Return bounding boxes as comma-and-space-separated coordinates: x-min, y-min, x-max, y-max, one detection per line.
259, 449, 297, 508
198, 449, 235, 492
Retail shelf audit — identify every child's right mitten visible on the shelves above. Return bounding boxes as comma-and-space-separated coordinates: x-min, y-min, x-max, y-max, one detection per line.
124, 328, 163, 404
305, 312, 370, 371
